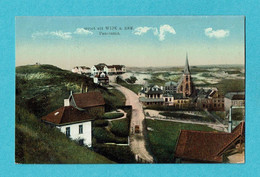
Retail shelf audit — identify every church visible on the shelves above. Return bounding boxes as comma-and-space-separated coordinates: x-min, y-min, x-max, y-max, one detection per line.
176, 53, 194, 98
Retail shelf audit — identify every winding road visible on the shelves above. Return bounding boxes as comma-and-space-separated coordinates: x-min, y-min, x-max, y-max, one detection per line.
111, 83, 154, 163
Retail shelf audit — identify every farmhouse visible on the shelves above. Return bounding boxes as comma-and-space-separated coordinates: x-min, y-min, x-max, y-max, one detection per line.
42, 106, 93, 147
174, 122, 245, 163
42, 91, 105, 147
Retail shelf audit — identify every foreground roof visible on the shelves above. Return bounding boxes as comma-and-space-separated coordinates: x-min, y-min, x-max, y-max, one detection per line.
72, 92, 105, 108
42, 106, 93, 125
175, 122, 245, 163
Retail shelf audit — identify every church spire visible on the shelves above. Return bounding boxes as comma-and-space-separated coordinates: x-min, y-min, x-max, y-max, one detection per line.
184, 52, 190, 74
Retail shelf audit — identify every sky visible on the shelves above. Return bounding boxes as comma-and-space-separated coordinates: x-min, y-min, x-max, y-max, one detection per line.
16, 16, 245, 70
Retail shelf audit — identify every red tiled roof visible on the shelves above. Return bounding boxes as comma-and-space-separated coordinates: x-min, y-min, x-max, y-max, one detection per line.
42, 106, 93, 125
72, 91, 105, 108
175, 122, 245, 163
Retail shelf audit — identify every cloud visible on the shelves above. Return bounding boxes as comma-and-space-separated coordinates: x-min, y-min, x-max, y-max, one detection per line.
32, 31, 72, 40
133, 27, 153, 35
74, 28, 93, 35
133, 24, 176, 41
205, 28, 230, 38
49, 31, 72, 39
158, 25, 176, 41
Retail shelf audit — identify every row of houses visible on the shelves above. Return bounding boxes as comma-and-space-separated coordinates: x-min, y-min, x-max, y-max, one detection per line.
138, 54, 245, 112
72, 63, 126, 86
72, 63, 126, 75
41, 91, 106, 147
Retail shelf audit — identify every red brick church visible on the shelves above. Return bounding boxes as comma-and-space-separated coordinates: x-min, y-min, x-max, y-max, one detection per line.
176, 53, 194, 97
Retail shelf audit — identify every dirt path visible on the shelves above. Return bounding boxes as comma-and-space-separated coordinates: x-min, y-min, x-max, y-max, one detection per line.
111, 83, 154, 163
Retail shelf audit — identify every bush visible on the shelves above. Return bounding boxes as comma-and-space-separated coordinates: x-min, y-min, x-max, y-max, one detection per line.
93, 127, 127, 144
103, 112, 124, 119
110, 119, 129, 137
93, 120, 109, 127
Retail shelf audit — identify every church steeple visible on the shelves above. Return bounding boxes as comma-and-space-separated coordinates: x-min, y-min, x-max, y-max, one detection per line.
184, 52, 190, 74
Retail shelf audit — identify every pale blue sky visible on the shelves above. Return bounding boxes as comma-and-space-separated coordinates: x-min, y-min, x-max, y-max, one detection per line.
16, 16, 244, 69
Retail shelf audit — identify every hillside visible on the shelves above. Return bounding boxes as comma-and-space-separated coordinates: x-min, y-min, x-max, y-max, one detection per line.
15, 64, 117, 163
16, 106, 114, 164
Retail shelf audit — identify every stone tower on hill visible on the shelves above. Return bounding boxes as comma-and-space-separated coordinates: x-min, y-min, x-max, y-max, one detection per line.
177, 53, 194, 97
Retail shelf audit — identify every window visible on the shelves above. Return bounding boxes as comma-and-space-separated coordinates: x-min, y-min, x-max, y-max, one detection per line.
66, 127, 70, 137
79, 125, 83, 134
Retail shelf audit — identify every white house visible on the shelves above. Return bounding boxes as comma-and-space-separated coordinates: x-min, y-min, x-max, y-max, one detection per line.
41, 105, 93, 147
91, 63, 109, 76
72, 66, 91, 75
224, 92, 245, 111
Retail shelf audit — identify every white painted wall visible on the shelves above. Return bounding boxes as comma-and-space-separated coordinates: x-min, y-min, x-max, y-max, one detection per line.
57, 121, 92, 147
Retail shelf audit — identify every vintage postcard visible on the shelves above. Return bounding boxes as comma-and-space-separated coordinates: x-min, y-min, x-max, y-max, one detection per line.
15, 16, 245, 164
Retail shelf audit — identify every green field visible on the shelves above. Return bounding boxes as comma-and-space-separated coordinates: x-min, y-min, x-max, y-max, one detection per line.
145, 119, 216, 163
159, 111, 216, 123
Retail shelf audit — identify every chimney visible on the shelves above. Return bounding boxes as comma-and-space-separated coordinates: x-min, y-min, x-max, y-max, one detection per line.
64, 99, 70, 107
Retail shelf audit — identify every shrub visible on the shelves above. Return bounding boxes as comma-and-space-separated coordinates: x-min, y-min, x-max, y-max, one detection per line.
93, 127, 127, 144
103, 112, 124, 119
93, 120, 109, 127
110, 119, 129, 137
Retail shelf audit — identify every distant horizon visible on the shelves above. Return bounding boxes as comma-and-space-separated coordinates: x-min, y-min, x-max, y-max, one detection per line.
16, 62, 244, 71
16, 16, 245, 70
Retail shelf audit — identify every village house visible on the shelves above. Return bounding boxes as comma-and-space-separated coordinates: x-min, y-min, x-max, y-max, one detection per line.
42, 91, 105, 147
91, 63, 126, 76
139, 85, 164, 106
91, 63, 109, 76
194, 87, 225, 111
224, 92, 245, 111
42, 106, 93, 147
174, 122, 245, 163
93, 72, 109, 86
72, 66, 91, 75
164, 81, 178, 94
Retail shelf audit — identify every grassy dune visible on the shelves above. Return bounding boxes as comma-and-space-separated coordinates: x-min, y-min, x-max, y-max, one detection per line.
16, 64, 117, 163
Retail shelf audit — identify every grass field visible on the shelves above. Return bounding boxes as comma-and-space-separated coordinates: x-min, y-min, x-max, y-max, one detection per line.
159, 111, 215, 123
146, 119, 216, 163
